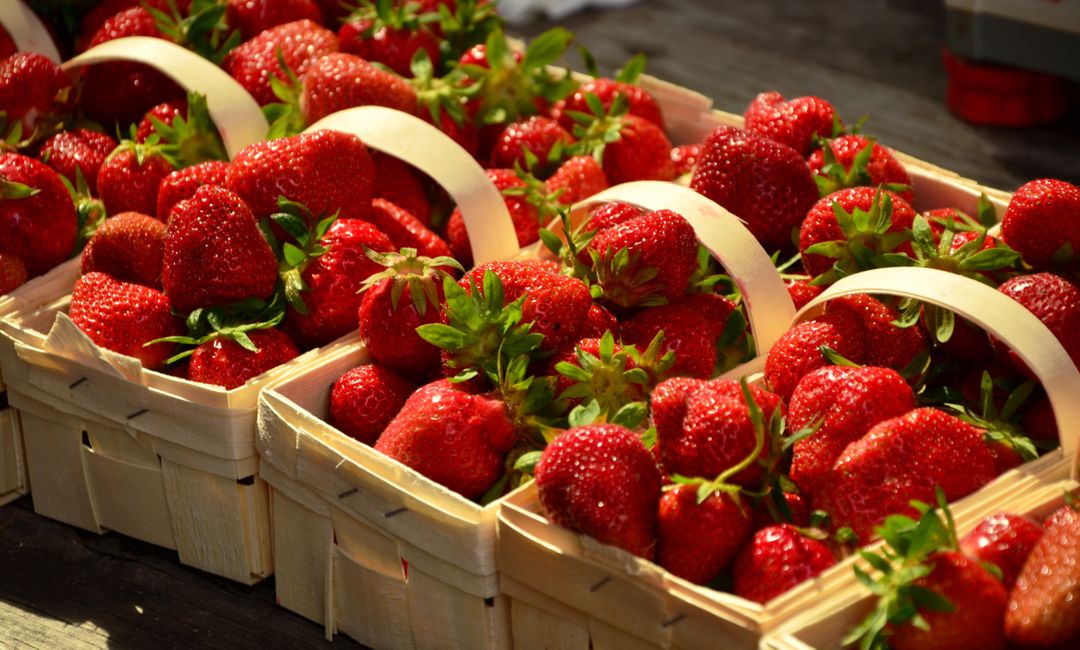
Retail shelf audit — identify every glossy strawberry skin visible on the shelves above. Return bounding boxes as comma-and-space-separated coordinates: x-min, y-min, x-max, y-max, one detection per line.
827, 293, 927, 373
890, 551, 1008, 650
97, 149, 175, 218
586, 201, 646, 233
763, 309, 867, 401
743, 91, 837, 157
491, 116, 573, 171
808, 134, 914, 204
657, 485, 751, 585
81, 211, 166, 288
340, 20, 440, 78
226, 0, 324, 40
620, 299, 725, 379
358, 276, 443, 382
226, 129, 375, 222
135, 99, 185, 143
161, 185, 278, 314
187, 328, 299, 390
602, 115, 676, 185
37, 129, 118, 193
535, 423, 662, 559
156, 160, 230, 222
546, 155, 608, 205
959, 512, 1044, 589
733, 524, 836, 603
374, 380, 515, 499
223, 20, 340, 106
329, 364, 413, 444
995, 272, 1080, 374
0, 252, 27, 295
371, 152, 431, 226
788, 365, 916, 497
552, 78, 665, 131
650, 376, 708, 448
670, 144, 700, 176
690, 125, 819, 252
1000, 178, 1080, 270
819, 408, 1000, 542
1005, 505, 1080, 645
0, 153, 78, 277
300, 52, 418, 124
365, 198, 450, 260
0, 52, 72, 132
784, 278, 823, 310
69, 272, 181, 370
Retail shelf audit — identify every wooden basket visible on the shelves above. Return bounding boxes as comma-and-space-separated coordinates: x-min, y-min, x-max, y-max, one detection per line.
495, 265, 1080, 650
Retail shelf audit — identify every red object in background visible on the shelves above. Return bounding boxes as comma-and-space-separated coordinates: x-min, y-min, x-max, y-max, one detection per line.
942, 47, 1066, 126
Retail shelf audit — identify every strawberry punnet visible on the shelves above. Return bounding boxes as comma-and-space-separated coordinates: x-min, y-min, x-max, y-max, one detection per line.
1000, 178, 1080, 269
743, 91, 838, 157
0, 152, 78, 277
329, 363, 414, 445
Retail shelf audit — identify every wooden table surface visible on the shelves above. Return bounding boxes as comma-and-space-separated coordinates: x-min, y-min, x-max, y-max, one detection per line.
2, 1, 1078, 648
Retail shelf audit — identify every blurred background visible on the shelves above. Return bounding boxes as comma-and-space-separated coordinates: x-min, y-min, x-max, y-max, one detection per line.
511, 0, 1080, 190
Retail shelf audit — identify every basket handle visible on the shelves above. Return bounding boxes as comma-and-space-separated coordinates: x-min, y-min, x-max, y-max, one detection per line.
305, 106, 520, 267
796, 266, 1080, 476
0, 1, 61, 63
62, 37, 267, 159
572, 181, 796, 355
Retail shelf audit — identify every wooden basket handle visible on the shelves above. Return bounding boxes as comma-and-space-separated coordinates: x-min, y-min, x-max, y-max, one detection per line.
305, 106, 519, 267
0, 0, 60, 62
572, 181, 797, 355
62, 37, 267, 159
797, 267, 1080, 475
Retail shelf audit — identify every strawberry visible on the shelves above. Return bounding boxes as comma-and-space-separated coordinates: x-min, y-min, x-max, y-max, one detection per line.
77, 0, 191, 50
96, 139, 177, 217
690, 125, 819, 251
161, 185, 278, 314
650, 376, 708, 447
819, 408, 1001, 542
587, 209, 698, 309
620, 296, 732, 379
81, 211, 166, 287
446, 168, 540, 266
535, 423, 662, 559
670, 143, 700, 176
0, 52, 72, 136
0, 153, 78, 277
338, 0, 441, 77
329, 363, 413, 444
545, 155, 607, 206
374, 379, 515, 499
995, 272, 1080, 374
579, 302, 618, 339
552, 76, 664, 132
187, 327, 299, 389
226, 129, 375, 222
135, 99, 186, 143
548, 331, 655, 423
808, 134, 914, 204
371, 152, 431, 226
959, 512, 1044, 588
585, 201, 646, 233
365, 198, 450, 260
222, 20, 339, 106
37, 129, 117, 194
787, 365, 916, 496
752, 491, 811, 529
0, 26, 14, 60
491, 116, 573, 174
658, 378, 782, 487
1000, 178, 1080, 269
827, 293, 928, 372
156, 160, 229, 221
1005, 504, 1080, 645
799, 186, 917, 281
763, 309, 867, 401
69, 271, 181, 370
743, 91, 838, 157
0, 252, 27, 295
582, 113, 676, 185
226, 0, 324, 40
784, 277, 823, 310
657, 484, 751, 585
733, 524, 835, 603
358, 248, 460, 381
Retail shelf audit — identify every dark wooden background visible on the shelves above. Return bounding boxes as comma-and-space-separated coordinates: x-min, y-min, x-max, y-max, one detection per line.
2, 1, 1078, 648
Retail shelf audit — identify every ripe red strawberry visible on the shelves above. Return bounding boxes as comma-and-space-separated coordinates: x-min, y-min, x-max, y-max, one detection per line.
784, 277, 823, 310
226, 129, 375, 222
0, 26, 14, 60
808, 134, 914, 204
0, 252, 27, 295
1005, 504, 1080, 645
658, 378, 782, 486
670, 143, 700, 176
69, 271, 181, 370
295, 52, 418, 126
156, 160, 229, 221
338, 4, 440, 78
588, 209, 698, 309
0, 52, 72, 135
763, 309, 867, 401
995, 272, 1080, 373
81, 211, 166, 287
788, 365, 915, 496
97, 141, 176, 217
752, 491, 811, 529
81, 7, 184, 127
329, 363, 413, 444
446, 168, 540, 267
0, 153, 78, 277
596, 114, 676, 185
1000, 178, 1080, 269
743, 91, 838, 157
374, 379, 515, 499
657, 484, 751, 584
545, 155, 607, 206
579, 302, 618, 339
37, 129, 118, 193
585, 201, 646, 233
819, 408, 1001, 541
162, 185, 278, 314
959, 512, 1044, 589
733, 524, 835, 603
650, 376, 708, 447
77, 0, 191, 50
226, 0, 323, 40
690, 125, 819, 251
621, 296, 732, 379
135, 99, 186, 143
552, 77, 664, 131
371, 152, 431, 226
187, 327, 299, 389
365, 198, 450, 260
535, 423, 662, 559
222, 19, 339, 106
827, 293, 928, 372
799, 186, 917, 280
491, 116, 573, 173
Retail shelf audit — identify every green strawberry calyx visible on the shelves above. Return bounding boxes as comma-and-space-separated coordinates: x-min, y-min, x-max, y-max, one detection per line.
146, 0, 241, 66
265, 197, 339, 317
151, 91, 229, 167
945, 370, 1042, 461
146, 293, 287, 364
359, 245, 463, 317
